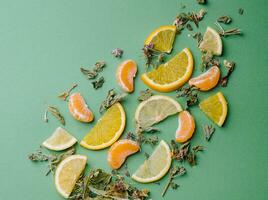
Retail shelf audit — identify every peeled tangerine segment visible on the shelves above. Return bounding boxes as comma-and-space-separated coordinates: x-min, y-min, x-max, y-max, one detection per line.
68, 92, 94, 122
189, 66, 220, 91
107, 139, 140, 169
116, 60, 137, 93
176, 111, 195, 143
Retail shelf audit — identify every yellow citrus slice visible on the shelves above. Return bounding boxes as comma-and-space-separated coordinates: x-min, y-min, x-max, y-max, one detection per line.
55, 155, 87, 198
199, 26, 222, 56
42, 127, 77, 151
135, 95, 182, 130
144, 25, 176, 53
80, 103, 126, 150
132, 140, 171, 183
141, 48, 194, 92
199, 92, 228, 127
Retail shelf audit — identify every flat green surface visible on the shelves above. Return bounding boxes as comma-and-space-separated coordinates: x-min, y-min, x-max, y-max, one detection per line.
0, 0, 268, 199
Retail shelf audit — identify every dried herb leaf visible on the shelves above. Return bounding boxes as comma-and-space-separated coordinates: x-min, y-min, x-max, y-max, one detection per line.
191, 32, 203, 46
47, 106, 65, 125
139, 135, 159, 146
99, 89, 127, 113
215, 22, 242, 37
137, 89, 153, 101
80, 67, 98, 79
58, 83, 78, 101
200, 50, 220, 71
92, 76, 105, 89
43, 109, 48, 123
238, 8, 244, 15
142, 44, 167, 69
217, 16, 232, 24
221, 60, 235, 87
28, 148, 75, 175
161, 166, 186, 197
186, 23, 193, 31
94, 61, 106, 73
196, 0, 206, 4
202, 124, 215, 141
176, 85, 199, 107
111, 48, 124, 58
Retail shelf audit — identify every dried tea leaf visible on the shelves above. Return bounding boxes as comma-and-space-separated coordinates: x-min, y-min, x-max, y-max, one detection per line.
94, 61, 106, 73
196, 0, 206, 4
81, 67, 98, 79
238, 8, 244, 15
137, 89, 153, 101
202, 124, 215, 141
176, 85, 199, 107
215, 22, 242, 37
221, 60, 235, 87
111, 48, 124, 58
58, 83, 78, 101
47, 106, 65, 125
217, 16, 232, 24
92, 76, 105, 89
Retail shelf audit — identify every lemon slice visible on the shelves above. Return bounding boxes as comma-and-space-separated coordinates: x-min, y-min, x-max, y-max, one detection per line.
144, 25, 176, 53
199, 92, 228, 127
55, 155, 87, 198
141, 48, 194, 92
80, 103, 126, 150
42, 127, 77, 151
199, 26, 222, 56
132, 140, 171, 183
135, 95, 182, 130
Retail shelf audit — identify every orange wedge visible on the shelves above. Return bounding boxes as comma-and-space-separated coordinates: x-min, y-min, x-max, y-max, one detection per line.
116, 60, 137, 93
68, 93, 94, 123
107, 139, 140, 169
175, 111, 195, 143
189, 66, 220, 91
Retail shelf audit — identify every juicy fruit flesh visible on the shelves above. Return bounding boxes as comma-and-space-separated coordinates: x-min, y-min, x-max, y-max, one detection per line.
146, 51, 188, 84
108, 139, 140, 169
176, 111, 195, 143
132, 140, 171, 183
199, 27, 222, 55
117, 60, 137, 93
55, 155, 87, 198
135, 95, 182, 129
42, 127, 77, 151
69, 93, 94, 122
81, 103, 125, 149
145, 26, 176, 53
189, 66, 220, 91
199, 92, 228, 126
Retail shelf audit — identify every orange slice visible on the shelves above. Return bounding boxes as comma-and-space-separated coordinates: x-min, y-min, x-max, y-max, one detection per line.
116, 60, 137, 93
107, 139, 140, 169
189, 66, 220, 91
68, 93, 94, 123
175, 111, 195, 143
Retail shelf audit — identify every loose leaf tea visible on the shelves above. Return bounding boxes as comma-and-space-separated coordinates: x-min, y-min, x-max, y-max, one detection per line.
176, 85, 199, 107
47, 106, 65, 125
200, 50, 220, 71
137, 89, 153, 101
161, 166, 186, 197
28, 148, 75, 175
221, 60, 235, 87
202, 124, 215, 141
80, 67, 98, 79
215, 22, 242, 37
196, 0, 206, 4
92, 76, 105, 89
99, 89, 127, 113
238, 8, 244, 15
111, 48, 124, 58
58, 83, 78, 101
217, 15, 232, 24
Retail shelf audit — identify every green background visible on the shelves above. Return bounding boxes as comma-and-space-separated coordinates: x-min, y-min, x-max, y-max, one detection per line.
1, 0, 267, 199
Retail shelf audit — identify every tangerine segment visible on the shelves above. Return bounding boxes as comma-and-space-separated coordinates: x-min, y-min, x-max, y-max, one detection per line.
116, 60, 137, 93
68, 93, 94, 122
176, 111, 195, 143
141, 48, 194, 92
108, 139, 140, 169
189, 66, 220, 91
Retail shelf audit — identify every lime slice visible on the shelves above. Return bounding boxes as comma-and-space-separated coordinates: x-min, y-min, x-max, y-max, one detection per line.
135, 95, 182, 130
199, 26, 222, 56
55, 155, 87, 198
42, 127, 77, 151
132, 140, 171, 183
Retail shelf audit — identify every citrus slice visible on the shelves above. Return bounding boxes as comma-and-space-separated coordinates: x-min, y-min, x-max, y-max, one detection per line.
189, 66, 220, 91
80, 103, 126, 150
116, 59, 137, 93
141, 48, 194, 92
55, 155, 87, 198
107, 139, 140, 169
175, 111, 195, 143
42, 127, 77, 151
132, 140, 171, 183
199, 26, 222, 56
199, 92, 228, 127
68, 93, 94, 123
144, 25, 176, 53
135, 95, 182, 130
